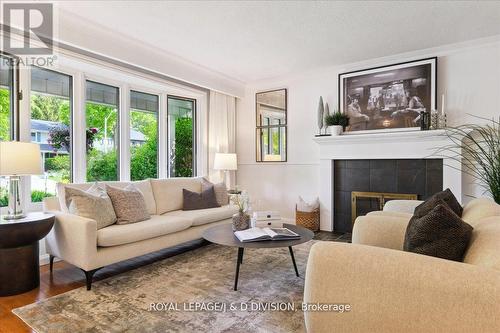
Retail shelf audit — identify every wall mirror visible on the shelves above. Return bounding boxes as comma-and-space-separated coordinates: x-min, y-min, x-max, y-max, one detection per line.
256, 89, 287, 162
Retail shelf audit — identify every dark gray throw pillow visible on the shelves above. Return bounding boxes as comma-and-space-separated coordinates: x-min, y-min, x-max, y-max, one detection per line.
414, 188, 463, 218
404, 203, 473, 262
182, 186, 220, 211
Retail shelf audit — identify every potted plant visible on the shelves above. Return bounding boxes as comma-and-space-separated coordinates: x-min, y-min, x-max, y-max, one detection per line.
436, 116, 499, 204
325, 111, 350, 135
230, 192, 251, 231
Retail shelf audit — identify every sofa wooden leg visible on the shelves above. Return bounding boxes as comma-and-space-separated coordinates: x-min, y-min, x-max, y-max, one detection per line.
49, 255, 55, 273
81, 268, 101, 291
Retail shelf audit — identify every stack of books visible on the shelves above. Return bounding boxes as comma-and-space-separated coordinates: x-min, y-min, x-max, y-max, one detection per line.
251, 211, 283, 228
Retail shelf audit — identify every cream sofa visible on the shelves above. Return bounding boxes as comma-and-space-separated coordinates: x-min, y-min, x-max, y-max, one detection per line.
43, 177, 238, 290
304, 198, 500, 333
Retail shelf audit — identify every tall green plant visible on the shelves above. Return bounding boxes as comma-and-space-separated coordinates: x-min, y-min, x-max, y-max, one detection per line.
435, 116, 500, 204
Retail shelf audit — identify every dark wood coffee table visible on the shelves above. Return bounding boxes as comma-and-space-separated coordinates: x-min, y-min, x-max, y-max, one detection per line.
202, 223, 314, 290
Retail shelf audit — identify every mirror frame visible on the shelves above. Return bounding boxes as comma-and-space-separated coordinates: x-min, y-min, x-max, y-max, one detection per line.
255, 88, 287, 163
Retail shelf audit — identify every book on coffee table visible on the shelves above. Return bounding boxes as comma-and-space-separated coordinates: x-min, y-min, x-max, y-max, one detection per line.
234, 227, 300, 242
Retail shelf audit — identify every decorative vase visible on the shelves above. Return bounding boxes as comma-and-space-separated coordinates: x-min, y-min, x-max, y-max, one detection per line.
330, 125, 343, 136
232, 212, 250, 231
317, 96, 324, 135
323, 102, 330, 134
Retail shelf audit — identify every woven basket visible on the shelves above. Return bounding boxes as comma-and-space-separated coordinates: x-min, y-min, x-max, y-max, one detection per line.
295, 206, 320, 232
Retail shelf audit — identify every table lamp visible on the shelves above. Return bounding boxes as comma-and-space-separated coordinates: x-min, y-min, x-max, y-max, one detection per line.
214, 153, 237, 188
0, 141, 43, 220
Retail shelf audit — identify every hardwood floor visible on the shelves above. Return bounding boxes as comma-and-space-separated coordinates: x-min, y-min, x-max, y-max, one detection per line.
0, 232, 350, 333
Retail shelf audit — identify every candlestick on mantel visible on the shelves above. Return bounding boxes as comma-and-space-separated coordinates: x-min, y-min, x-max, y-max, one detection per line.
439, 94, 447, 128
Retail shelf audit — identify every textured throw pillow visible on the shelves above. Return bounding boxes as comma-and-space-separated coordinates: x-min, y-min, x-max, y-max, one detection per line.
404, 203, 473, 262
106, 184, 151, 225
414, 188, 463, 218
183, 186, 220, 210
65, 183, 117, 229
202, 178, 229, 206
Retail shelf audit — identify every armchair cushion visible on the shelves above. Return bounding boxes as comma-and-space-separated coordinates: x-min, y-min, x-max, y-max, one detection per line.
403, 203, 473, 261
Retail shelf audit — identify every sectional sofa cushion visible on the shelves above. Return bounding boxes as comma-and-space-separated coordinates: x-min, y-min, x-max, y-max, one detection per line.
65, 184, 117, 229
404, 203, 473, 262
106, 184, 151, 224
151, 177, 202, 214
163, 205, 239, 226
202, 178, 229, 206
414, 188, 463, 218
97, 214, 192, 247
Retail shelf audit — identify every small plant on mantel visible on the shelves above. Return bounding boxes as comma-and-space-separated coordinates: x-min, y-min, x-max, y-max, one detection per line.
325, 111, 350, 131
435, 116, 500, 204
325, 111, 349, 135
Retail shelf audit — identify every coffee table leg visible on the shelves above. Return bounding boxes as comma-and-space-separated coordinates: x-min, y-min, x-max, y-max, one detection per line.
289, 246, 299, 277
234, 247, 244, 291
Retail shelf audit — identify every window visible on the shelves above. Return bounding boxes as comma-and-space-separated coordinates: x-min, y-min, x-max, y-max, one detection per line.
167, 96, 195, 177
130, 90, 158, 180
30, 67, 72, 202
0, 56, 14, 142
256, 89, 287, 162
0, 55, 15, 207
85, 80, 120, 181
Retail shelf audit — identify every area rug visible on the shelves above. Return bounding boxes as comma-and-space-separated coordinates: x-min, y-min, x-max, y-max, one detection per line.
13, 241, 316, 333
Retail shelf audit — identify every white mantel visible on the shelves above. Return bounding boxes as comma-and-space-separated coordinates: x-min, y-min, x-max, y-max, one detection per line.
313, 129, 462, 231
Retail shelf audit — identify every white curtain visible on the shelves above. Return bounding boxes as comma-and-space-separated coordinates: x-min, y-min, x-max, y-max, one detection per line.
208, 91, 237, 186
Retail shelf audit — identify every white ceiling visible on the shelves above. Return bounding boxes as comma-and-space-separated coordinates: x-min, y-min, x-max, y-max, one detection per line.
58, 1, 500, 83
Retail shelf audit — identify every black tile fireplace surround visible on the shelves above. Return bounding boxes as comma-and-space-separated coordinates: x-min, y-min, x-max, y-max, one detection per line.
334, 159, 443, 233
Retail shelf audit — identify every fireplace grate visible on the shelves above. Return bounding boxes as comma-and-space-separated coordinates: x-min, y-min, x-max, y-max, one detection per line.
351, 191, 418, 225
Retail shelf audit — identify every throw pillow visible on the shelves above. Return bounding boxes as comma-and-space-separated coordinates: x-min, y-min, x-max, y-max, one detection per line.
106, 184, 151, 225
414, 188, 463, 218
202, 178, 229, 206
183, 186, 220, 210
297, 196, 320, 212
403, 203, 473, 262
65, 183, 117, 229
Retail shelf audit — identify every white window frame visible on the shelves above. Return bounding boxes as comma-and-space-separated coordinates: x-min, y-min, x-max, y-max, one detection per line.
13, 46, 208, 212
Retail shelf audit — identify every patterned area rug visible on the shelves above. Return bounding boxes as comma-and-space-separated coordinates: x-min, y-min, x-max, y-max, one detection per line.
13, 241, 316, 333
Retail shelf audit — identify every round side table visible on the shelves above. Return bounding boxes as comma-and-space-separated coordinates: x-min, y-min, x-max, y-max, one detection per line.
0, 212, 55, 296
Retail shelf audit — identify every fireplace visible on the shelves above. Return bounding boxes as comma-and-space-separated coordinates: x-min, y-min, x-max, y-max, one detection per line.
314, 130, 462, 231
333, 159, 443, 233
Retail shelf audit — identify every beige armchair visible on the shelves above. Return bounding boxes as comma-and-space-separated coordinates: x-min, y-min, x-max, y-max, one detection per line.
304, 198, 500, 333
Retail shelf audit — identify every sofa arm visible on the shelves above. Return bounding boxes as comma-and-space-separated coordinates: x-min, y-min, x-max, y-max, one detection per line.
45, 212, 98, 271
352, 214, 411, 250
304, 242, 500, 333
383, 199, 423, 214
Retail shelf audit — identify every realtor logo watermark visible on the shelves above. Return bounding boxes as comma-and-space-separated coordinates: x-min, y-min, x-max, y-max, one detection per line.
1, 2, 57, 66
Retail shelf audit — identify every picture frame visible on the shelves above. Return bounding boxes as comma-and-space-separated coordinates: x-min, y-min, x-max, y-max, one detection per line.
338, 57, 437, 134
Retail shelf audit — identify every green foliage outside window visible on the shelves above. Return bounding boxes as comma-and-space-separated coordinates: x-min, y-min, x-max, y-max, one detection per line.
173, 117, 193, 177
0, 88, 10, 141
0, 91, 195, 205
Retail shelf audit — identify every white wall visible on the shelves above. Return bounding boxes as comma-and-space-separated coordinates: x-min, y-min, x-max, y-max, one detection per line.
236, 38, 500, 220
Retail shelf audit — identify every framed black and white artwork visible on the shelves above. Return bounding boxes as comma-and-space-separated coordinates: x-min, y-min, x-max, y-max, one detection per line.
338, 57, 437, 134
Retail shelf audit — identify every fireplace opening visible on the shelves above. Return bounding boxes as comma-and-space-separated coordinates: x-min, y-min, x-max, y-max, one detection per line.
351, 191, 418, 225
334, 159, 443, 233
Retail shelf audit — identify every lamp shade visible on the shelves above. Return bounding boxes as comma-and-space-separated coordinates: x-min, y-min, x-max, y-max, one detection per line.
214, 153, 237, 171
0, 141, 43, 176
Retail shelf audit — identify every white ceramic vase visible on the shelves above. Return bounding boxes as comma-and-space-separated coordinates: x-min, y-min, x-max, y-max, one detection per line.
330, 125, 343, 136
